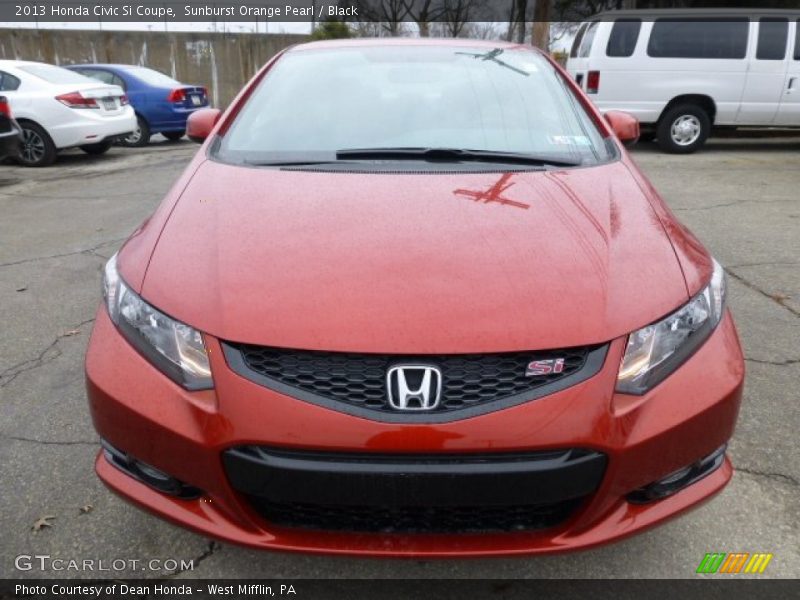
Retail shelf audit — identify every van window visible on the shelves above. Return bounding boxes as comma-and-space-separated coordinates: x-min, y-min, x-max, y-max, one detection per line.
607, 19, 642, 57
570, 23, 588, 59
795, 19, 800, 59
647, 19, 749, 59
757, 18, 788, 60
578, 22, 599, 58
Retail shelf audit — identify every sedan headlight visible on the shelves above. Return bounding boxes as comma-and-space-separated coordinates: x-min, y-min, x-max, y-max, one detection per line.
617, 258, 726, 395
102, 254, 213, 390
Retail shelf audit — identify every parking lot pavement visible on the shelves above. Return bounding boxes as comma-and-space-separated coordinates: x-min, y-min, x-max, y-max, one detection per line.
0, 138, 797, 580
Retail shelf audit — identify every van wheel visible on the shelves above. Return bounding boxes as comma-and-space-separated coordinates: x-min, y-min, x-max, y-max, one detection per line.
656, 104, 710, 154
19, 121, 57, 167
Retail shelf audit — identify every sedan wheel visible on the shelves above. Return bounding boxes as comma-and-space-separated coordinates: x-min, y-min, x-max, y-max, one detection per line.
19, 123, 57, 167
118, 116, 151, 148
22, 129, 45, 163
124, 126, 142, 145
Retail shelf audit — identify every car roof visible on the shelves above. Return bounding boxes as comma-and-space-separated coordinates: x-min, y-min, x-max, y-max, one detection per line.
66, 63, 144, 70
290, 38, 532, 53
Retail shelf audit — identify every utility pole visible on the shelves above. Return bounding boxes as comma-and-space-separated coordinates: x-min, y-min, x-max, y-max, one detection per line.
531, 0, 550, 51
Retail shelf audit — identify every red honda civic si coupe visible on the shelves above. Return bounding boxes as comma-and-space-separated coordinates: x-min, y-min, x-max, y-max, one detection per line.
85, 39, 744, 556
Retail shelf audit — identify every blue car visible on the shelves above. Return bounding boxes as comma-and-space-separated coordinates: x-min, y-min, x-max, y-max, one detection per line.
66, 64, 209, 146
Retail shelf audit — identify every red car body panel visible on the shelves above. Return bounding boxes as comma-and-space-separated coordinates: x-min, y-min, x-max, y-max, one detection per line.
87, 308, 743, 556
87, 39, 745, 555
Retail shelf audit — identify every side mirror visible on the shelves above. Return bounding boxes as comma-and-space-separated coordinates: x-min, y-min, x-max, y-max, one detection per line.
187, 108, 222, 144
604, 110, 640, 146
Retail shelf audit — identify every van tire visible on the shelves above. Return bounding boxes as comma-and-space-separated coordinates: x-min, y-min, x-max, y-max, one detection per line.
656, 104, 710, 154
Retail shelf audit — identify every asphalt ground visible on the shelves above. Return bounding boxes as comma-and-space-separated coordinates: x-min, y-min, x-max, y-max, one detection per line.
0, 136, 798, 580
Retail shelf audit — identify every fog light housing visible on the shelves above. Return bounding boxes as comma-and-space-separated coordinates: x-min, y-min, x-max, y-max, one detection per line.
101, 440, 202, 499
627, 444, 727, 504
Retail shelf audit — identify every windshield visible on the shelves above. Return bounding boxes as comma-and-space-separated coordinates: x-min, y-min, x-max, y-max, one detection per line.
18, 64, 96, 85
128, 67, 180, 87
215, 45, 611, 169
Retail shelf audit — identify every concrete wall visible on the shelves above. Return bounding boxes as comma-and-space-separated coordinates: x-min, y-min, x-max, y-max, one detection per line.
0, 29, 308, 107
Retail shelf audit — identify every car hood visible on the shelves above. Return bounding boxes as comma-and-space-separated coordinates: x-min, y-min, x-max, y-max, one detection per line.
136, 160, 690, 353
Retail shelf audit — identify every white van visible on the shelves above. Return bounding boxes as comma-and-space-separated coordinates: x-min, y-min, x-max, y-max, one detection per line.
566, 9, 800, 152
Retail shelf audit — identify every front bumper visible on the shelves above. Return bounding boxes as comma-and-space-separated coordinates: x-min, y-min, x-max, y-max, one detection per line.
86, 308, 744, 556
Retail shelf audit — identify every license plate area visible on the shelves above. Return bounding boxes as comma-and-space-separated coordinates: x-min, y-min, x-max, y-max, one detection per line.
101, 97, 116, 110
190, 95, 202, 106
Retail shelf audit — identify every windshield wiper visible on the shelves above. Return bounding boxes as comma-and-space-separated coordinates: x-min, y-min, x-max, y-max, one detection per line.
243, 159, 344, 167
454, 48, 530, 77
335, 147, 581, 167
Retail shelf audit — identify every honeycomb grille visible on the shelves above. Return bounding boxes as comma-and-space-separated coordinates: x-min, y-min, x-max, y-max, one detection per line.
246, 497, 583, 534
225, 343, 597, 414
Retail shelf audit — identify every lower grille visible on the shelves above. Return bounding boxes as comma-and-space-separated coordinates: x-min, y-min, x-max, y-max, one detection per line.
224, 446, 605, 534
246, 497, 583, 534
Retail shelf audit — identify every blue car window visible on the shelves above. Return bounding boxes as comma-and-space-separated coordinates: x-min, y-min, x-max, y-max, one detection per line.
82, 69, 115, 85
112, 74, 127, 90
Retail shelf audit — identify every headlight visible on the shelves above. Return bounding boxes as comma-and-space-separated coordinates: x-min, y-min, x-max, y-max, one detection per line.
616, 258, 726, 395
103, 254, 213, 390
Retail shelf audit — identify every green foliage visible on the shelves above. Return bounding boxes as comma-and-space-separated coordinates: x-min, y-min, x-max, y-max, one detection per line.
310, 20, 352, 41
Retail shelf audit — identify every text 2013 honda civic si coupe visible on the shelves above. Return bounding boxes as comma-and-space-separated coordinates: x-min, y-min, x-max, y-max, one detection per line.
85, 40, 744, 556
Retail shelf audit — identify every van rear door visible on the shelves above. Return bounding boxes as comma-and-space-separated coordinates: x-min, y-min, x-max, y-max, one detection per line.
775, 19, 800, 125
738, 18, 792, 125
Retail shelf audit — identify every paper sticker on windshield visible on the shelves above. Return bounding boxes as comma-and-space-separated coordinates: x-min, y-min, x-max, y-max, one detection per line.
549, 135, 592, 146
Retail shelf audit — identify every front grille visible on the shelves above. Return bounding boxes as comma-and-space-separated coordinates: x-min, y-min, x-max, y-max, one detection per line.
246, 497, 583, 534
223, 342, 606, 420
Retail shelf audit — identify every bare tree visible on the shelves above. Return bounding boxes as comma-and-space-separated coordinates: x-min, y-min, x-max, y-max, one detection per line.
437, 0, 482, 38
347, 20, 385, 37
464, 21, 503, 41
353, 0, 412, 36
506, 0, 538, 44
515, 0, 529, 43
553, 0, 631, 21
549, 21, 581, 51
401, 0, 446, 37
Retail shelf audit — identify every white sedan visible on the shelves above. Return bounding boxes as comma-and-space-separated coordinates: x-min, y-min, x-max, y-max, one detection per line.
0, 60, 136, 166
